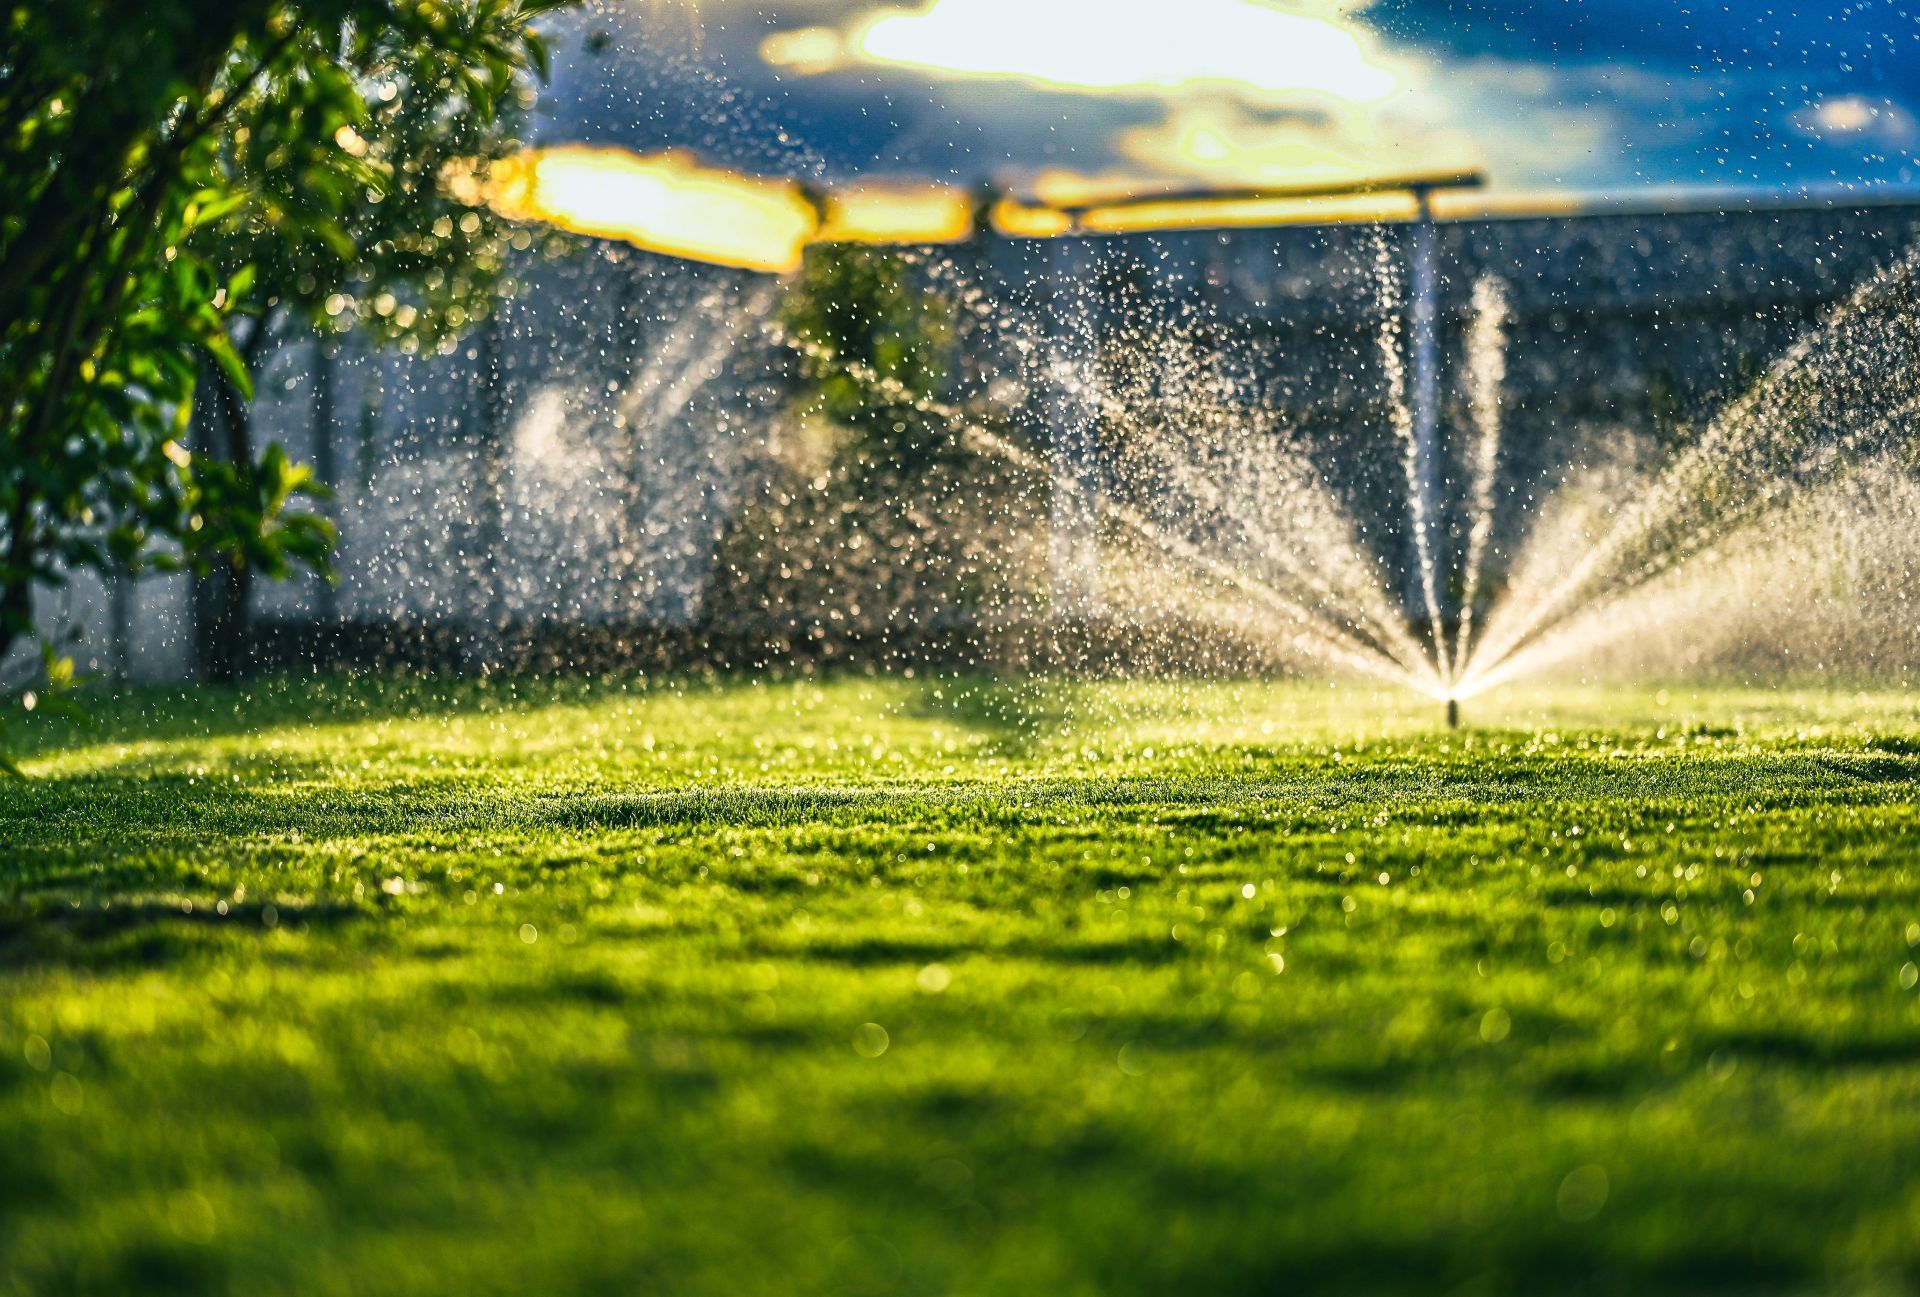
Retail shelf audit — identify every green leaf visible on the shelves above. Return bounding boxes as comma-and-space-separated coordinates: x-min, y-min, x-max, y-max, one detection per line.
41, 646, 74, 688
186, 189, 251, 231
227, 263, 258, 303
201, 330, 255, 402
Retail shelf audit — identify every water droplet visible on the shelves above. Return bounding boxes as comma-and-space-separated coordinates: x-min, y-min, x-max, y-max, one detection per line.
1556, 1165, 1609, 1222
1480, 1007, 1512, 1043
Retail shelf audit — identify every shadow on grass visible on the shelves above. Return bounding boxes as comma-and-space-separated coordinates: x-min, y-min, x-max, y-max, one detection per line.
770, 931, 1189, 968
897, 676, 1082, 759
0, 773, 540, 846
1704, 1027, 1920, 1067
1816, 752, 1920, 783
535, 754, 1920, 838
3, 669, 746, 763
0, 896, 365, 971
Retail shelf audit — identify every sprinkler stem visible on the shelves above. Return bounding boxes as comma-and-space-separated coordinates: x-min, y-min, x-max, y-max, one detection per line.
1446, 697, 1460, 730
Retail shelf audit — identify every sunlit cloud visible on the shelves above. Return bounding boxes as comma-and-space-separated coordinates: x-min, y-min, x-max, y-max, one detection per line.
527, 0, 1920, 206
512, 1, 1877, 246
489, 146, 818, 273
762, 0, 1403, 105
484, 146, 980, 272
817, 184, 977, 245
1114, 99, 1480, 191
1793, 95, 1915, 145
748, 0, 1537, 200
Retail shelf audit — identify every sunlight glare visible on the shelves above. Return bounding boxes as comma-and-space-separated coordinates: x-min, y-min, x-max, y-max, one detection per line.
765, 0, 1401, 104
818, 185, 976, 245
489, 146, 817, 274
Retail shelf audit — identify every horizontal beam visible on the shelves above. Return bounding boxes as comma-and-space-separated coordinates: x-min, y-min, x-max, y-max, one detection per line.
1034, 171, 1487, 219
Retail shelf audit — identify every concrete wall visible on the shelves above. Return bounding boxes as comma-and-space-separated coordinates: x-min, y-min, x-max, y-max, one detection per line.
29, 199, 1918, 681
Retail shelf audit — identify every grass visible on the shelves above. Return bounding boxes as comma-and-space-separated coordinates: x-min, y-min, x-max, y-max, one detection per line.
3, 671, 1920, 1296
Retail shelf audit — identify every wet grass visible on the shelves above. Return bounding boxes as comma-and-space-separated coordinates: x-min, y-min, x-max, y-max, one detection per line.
3, 671, 1920, 1296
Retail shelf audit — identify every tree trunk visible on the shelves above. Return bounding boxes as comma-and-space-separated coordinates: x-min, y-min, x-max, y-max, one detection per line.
191, 366, 258, 683
468, 308, 510, 668
195, 553, 253, 684
311, 337, 338, 623
0, 495, 34, 674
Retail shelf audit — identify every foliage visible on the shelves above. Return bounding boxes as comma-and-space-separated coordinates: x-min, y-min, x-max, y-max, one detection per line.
713, 246, 1006, 634
4, 676, 1920, 1292
199, 0, 570, 353
178, 0, 572, 680
0, 0, 566, 690
780, 245, 956, 475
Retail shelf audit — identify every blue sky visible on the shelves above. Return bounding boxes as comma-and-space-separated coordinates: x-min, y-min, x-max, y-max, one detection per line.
532, 0, 1920, 202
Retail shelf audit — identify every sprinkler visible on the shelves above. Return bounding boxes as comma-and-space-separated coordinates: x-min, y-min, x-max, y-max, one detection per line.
1446, 697, 1459, 729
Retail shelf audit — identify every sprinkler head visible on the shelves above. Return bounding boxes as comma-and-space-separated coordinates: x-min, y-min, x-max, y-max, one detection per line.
1446, 697, 1460, 729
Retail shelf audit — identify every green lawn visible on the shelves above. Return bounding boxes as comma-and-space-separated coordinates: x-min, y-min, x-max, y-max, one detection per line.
4, 672, 1920, 1296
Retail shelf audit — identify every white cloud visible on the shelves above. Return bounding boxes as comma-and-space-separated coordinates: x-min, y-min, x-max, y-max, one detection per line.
1793, 96, 1915, 146
763, 0, 1407, 105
